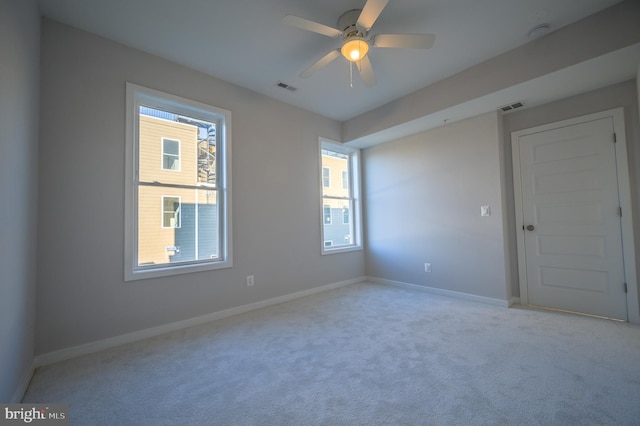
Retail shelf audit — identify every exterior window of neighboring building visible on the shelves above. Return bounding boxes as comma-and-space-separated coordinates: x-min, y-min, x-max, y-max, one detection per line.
162, 138, 180, 170
125, 83, 232, 280
323, 205, 332, 225
324, 241, 333, 247
319, 139, 362, 255
322, 167, 330, 187
162, 196, 181, 228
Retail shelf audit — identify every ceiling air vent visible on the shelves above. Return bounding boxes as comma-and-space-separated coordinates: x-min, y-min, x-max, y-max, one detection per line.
499, 101, 525, 113
276, 81, 297, 92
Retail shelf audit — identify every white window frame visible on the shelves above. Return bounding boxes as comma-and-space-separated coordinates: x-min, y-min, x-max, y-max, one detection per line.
319, 138, 362, 255
161, 195, 181, 228
161, 137, 181, 171
125, 83, 232, 281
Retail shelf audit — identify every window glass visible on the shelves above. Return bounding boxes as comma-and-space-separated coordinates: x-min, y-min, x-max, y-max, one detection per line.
323, 205, 332, 225
162, 196, 181, 228
322, 167, 330, 187
162, 139, 180, 170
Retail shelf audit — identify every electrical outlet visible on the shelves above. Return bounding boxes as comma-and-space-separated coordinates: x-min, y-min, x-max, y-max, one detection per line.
246, 275, 254, 286
424, 263, 432, 273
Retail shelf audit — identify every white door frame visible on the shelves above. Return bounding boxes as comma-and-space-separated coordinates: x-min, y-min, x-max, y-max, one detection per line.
511, 107, 639, 324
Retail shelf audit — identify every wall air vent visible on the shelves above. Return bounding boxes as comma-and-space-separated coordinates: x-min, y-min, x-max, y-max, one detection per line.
275, 81, 297, 92
499, 101, 525, 113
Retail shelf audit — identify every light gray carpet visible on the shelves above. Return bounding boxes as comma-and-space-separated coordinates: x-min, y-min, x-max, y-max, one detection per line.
24, 282, 640, 425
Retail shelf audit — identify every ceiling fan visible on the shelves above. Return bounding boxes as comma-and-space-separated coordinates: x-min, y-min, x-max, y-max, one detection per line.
283, 0, 435, 87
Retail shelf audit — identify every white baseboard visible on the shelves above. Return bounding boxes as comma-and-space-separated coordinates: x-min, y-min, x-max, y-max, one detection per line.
509, 297, 521, 307
35, 277, 365, 367
367, 276, 510, 308
11, 359, 36, 402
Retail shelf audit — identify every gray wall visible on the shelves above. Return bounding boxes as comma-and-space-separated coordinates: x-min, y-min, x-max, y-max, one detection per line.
362, 81, 640, 309
0, 0, 40, 402
502, 80, 640, 306
363, 112, 509, 302
36, 20, 363, 355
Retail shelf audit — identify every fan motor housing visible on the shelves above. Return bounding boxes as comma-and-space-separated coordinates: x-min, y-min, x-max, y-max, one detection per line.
338, 9, 366, 39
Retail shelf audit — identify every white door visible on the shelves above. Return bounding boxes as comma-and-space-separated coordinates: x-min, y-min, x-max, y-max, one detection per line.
514, 115, 627, 320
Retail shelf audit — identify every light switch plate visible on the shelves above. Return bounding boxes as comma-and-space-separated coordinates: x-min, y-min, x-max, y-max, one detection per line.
481, 205, 491, 217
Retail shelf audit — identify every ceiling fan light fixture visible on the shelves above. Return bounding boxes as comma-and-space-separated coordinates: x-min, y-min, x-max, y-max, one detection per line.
341, 38, 369, 62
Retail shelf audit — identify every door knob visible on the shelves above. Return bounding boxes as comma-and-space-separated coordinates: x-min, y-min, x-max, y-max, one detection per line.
526, 225, 535, 231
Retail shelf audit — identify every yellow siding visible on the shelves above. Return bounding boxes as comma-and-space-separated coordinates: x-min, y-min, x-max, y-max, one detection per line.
137, 115, 215, 265
139, 115, 198, 185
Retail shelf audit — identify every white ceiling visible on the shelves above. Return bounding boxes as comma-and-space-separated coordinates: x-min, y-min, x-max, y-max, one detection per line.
37, 0, 626, 122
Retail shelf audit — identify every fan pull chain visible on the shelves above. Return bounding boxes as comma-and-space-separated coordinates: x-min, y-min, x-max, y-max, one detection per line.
349, 61, 353, 88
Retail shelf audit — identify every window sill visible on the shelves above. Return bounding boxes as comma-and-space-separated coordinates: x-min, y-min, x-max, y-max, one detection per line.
321, 245, 362, 256
125, 259, 232, 281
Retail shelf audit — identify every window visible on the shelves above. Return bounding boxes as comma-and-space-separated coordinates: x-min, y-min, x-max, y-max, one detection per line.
125, 83, 232, 280
320, 139, 362, 255
323, 205, 332, 225
324, 241, 333, 247
162, 138, 180, 170
322, 167, 330, 187
162, 196, 181, 228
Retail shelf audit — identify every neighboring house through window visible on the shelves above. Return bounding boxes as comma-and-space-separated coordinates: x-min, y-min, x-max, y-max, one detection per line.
319, 139, 362, 255
125, 83, 232, 280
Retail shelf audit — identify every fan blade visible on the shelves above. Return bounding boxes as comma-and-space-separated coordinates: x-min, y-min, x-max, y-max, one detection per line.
300, 50, 341, 79
283, 15, 342, 38
357, 0, 389, 31
357, 56, 376, 87
373, 33, 435, 49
